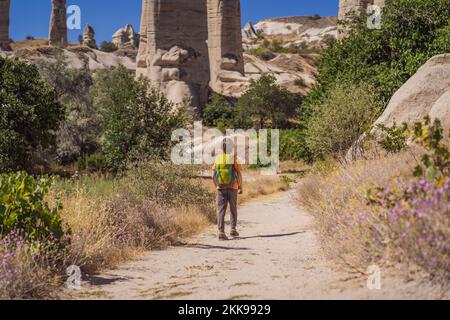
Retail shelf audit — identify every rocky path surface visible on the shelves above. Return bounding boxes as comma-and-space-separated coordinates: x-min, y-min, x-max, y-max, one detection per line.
77, 189, 445, 300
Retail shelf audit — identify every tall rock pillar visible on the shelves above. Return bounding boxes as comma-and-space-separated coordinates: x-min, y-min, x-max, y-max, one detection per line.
0, 0, 11, 50
49, 0, 68, 46
136, 0, 210, 109
207, 0, 248, 97
338, 0, 386, 38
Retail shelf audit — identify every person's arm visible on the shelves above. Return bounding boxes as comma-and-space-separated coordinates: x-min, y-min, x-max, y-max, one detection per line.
235, 159, 243, 194
212, 166, 218, 188
237, 170, 243, 194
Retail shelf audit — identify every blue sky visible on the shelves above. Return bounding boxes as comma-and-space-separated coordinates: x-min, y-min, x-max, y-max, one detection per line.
10, 0, 339, 44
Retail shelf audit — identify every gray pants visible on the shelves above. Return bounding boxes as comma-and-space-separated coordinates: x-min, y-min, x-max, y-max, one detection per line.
216, 189, 238, 232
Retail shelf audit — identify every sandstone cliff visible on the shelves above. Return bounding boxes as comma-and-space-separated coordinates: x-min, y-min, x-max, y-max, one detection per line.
136, 0, 211, 108
375, 54, 450, 132
207, 0, 249, 98
2, 39, 136, 71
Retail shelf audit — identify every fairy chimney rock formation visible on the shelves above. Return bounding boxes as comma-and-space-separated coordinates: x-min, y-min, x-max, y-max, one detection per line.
338, 0, 385, 37
207, 0, 249, 97
242, 21, 258, 42
49, 0, 68, 46
83, 25, 96, 48
339, 0, 385, 20
137, 0, 211, 108
112, 24, 140, 49
0, 0, 11, 50
137, 0, 248, 109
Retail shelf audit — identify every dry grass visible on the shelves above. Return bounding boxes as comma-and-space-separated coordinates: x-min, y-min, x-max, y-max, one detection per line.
297, 149, 449, 283
297, 152, 417, 270
53, 180, 214, 275
239, 175, 290, 204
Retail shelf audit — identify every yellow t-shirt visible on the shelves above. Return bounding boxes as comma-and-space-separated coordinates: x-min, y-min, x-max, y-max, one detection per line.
212, 155, 242, 190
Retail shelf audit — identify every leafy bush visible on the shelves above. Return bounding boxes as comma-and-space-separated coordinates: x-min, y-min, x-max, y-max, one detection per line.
280, 129, 311, 162
36, 54, 99, 164
377, 117, 449, 179
305, 84, 382, 160
376, 122, 408, 154
124, 158, 214, 211
408, 118, 449, 180
236, 74, 300, 129
202, 94, 236, 129
91, 66, 188, 172
0, 172, 67, 244
0, 57, 65, 172
99, 41, 118, 53
303, 0, 450, 118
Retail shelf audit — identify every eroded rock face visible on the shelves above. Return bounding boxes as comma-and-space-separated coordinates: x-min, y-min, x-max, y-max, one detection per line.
137, 0, 210, 108
49, 0, 68, 47
207, 0, 249, 98
0, 0, 11, 50
242, 21, 258, 41
83, 24, 96, 48
338, 0, 385, 37
137, 0, 248, 108
112, 24, 140, 49
375, 54, 450, 132
339, 0, 371, 20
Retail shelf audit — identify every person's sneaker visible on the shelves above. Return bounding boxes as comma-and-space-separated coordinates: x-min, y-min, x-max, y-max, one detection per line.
218, 233, 229, 241
230, 229, 240, 238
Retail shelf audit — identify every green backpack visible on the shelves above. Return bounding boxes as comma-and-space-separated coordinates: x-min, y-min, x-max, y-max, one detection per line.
214, 154, 236, 188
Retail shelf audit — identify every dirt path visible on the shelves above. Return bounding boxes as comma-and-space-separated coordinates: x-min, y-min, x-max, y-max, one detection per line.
78, 189, 445, 300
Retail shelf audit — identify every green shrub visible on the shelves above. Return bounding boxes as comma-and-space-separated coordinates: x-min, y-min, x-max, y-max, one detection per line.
305, 84, 383, 160
99, 41, 118, 53
36, 54, 99, 164
236, 74, 300, 129
0, 172, 68, 243
124, 158, 214, 211
91, 66, 188, 172
203, 94, 236, 129
408, 117, 449, 181
376, 122, 408, 154
0, 58, 65, 172
280, 129, 311, 162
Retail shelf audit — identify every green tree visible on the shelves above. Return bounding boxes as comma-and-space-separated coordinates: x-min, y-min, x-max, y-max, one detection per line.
305, 84, 383, 160
202, 94, 236, 129
0, 58, 64, 172
91, 66, 188, 171
36, 54, 99, 164
236, 74, 299, 129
